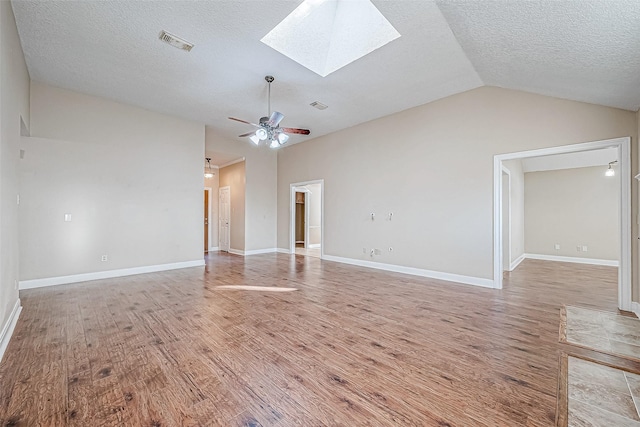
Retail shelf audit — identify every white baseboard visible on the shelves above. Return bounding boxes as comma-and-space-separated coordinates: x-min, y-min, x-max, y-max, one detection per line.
0, 299, 22, 363
308, 244, 321, 249
631, 302, 640, 318
244, 248, 278, 256
276, 248, 291, 254
208, 246, 219, 252
509, 253, 526, 271
525, 253, 618, 267
19, 259, 206, 290
227, 248, 279, 256
321, 255, 495, 289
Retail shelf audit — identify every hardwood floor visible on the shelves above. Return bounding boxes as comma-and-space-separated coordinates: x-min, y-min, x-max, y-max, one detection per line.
0, 255, 621, 426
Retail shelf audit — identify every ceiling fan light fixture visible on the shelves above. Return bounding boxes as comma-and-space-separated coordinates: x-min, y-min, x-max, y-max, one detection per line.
277, 133, 289, 144
228, 75, 310, 148
256, 128, 268, 140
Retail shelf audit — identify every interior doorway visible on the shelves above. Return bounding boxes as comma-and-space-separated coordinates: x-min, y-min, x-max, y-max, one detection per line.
295, 189, 309, 249
204, 188, 210, 253
493, 137, 631, 312
290, 180, 324, 258
219, 186, 230, 253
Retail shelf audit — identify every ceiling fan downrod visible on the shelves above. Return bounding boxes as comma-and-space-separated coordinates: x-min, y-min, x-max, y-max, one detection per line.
265, 75, 274, 116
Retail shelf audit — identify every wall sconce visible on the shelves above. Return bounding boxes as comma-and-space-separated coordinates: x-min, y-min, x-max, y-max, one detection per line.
605, 160, 617, 177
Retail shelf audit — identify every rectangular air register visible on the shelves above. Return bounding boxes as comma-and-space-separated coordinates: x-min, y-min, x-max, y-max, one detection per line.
159, 30, 194, 52
310, 101, 328, 110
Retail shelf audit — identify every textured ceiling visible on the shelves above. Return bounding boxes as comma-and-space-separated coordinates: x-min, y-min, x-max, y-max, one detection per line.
438, 0, 640, 111
11, 1, 640, 150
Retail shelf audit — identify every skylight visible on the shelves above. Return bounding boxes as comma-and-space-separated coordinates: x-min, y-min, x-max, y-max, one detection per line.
261, 0, 401, 77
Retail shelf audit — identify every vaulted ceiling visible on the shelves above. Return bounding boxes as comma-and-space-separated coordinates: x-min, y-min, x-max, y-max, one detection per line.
12, 0, 640, 146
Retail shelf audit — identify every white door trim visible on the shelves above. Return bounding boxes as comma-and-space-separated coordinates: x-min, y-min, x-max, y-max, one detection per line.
204, 187, 212, 252
219, 186, 231, 253
290, 180, 324, 258
493, 137, 631, 312
304, 192, 310, 249
501, 167, 512, 271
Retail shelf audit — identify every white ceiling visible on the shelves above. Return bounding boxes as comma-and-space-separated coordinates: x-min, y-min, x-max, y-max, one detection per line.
205, 152, 244, 168
437, 0, 640, 112
11, 1, 640, 149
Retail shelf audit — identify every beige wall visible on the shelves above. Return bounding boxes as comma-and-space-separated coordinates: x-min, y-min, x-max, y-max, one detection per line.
277, 86, 637, 281
20, 82, 204, 280
503, 159, 525, 265
204, 171, 219, 250
525, 166, 619, 260
0, 1, 30, 342
219, 161, 246, 251
206, 128, 276, 251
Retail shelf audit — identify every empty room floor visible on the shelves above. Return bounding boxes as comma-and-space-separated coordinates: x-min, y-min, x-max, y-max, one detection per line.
0, 255, 625, 426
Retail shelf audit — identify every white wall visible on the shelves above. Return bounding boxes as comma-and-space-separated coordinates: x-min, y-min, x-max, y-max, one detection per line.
205, 128, 277, 251
503, 159, 525, 266
0, 1, 30, 345
525, 166, 619, 261
20, 82, 204, 281
277, 86, 637, 281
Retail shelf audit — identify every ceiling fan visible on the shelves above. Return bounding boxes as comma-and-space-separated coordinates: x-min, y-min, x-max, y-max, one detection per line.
228, 75, 310, 148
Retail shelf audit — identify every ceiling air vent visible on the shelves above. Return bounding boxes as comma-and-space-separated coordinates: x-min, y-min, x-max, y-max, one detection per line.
310, 101, 328, 110
159, 30, 194, 52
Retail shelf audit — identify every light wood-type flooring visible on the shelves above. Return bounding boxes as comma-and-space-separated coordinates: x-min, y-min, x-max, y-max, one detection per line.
0, 255, 624, 426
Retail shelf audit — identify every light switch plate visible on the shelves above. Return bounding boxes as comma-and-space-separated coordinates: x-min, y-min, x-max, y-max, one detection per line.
64, 213, 72, 222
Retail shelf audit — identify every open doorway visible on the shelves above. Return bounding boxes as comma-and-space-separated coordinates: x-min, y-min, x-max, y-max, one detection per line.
494, 137, 631, 312
294, 189, 309, 249
219, 186, 230, 253
290, 180, 323, 258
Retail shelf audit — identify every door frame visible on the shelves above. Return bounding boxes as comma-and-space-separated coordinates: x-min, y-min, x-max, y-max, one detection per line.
493, 137, 631, 312
501, 167, 512, 271
219, 186, 231, 253
290, 179, 324, 257
204, 187, 212, 252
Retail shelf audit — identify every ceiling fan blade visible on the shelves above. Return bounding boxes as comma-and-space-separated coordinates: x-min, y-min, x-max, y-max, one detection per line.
267, 111, 285, 127
281, 127, 311, 135
238, 131, 256, 138
228, 117, 260, 128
